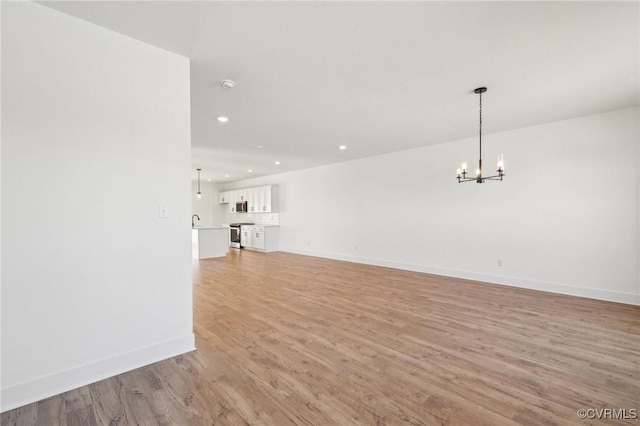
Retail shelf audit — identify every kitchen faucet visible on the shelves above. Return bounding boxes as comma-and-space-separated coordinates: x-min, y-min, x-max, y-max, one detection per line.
192, 214, 200, 227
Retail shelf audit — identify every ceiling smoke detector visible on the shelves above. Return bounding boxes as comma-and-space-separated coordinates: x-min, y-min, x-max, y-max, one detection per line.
220, 79, 235, 89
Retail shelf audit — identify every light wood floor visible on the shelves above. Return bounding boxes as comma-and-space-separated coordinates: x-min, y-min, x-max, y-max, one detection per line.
3, 250, 639, 425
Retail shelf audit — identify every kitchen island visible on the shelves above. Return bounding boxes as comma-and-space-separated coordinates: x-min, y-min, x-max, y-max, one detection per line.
192, 226, 229, 259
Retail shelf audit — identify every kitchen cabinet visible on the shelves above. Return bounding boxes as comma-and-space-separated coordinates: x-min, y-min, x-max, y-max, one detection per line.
247, 187, 258, 213
227, 190, 237, 213
241, 226, 253, 248
219, 185, 279, 213
250, 186, 265, 213
248, 185, 277, 212
236, 189, 248, 202
261, 186, 272, 212
241, 226, 279, 252
252, 227, 265, 250
246, 186, 269, 213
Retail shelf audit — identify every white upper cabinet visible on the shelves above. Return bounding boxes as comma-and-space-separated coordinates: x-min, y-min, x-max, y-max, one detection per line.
249, 186, 265, 213
218, 185, 279, 213
255, 185, 278, 213
261, 186, 271, 212
227, 190, 237, 213
247, 187, 258, 213
236, 189, 248, 202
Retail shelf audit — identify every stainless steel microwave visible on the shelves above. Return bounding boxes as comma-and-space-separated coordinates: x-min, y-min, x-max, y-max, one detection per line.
235, 201, 248, 213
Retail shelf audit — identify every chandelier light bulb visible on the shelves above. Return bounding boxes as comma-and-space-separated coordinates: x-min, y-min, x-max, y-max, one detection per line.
197, 192, 202, 199
461, 162, 467, 172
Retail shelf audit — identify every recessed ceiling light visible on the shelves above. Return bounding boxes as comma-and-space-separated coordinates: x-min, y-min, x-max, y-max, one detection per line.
225, 174, 230, 178
217, 116, 229, 123
220, 79, 235, 89
248, 169, 253, 173
256, 145, 263, 149
208, 178, 212, 182
274, 161, 281, 165
338, 145, 347, 150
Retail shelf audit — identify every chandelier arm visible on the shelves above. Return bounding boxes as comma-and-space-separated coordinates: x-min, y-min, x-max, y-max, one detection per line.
458, 177, 481, 183
458, 174, 505, 183
482, 174, 505, 181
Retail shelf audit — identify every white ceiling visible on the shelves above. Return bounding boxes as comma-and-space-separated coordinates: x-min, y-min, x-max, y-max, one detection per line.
42, 1, 639, 183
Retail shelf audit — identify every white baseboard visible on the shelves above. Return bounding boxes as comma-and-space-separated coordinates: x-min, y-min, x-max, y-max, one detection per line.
1, 333, 196, 413
280, 247, 639, 306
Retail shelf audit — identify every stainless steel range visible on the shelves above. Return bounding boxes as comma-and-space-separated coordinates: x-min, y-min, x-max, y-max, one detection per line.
229, 223, 255, 248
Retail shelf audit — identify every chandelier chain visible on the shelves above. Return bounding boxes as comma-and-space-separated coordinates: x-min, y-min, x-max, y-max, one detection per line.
479, 91, 482, 164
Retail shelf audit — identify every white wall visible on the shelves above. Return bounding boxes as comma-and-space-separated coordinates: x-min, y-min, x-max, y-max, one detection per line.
1, 2, 194, 411
191, 180, 227, 226
225, 107, 639, 305
191, 180, 214, 226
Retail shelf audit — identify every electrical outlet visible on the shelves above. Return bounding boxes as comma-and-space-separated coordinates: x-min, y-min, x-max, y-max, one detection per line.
497, 259, 503, 267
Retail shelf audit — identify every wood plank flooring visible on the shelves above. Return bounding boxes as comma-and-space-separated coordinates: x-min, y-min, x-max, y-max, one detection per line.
2, 249, 639, 425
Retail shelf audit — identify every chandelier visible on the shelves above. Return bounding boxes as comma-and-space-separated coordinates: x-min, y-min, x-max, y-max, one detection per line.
456, 87, 505, 183
196, 168, 202, 199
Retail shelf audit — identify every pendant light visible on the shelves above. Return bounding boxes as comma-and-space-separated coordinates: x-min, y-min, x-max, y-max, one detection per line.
456, 87, 505, 183
196, 168, 202, 199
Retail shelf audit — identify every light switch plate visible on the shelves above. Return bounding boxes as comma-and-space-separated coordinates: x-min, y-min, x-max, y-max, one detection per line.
158, 205, 169, 218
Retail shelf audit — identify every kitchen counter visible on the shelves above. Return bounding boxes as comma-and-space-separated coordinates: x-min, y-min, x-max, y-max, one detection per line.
192, 227, 228, 259
193, 225, 229, 229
